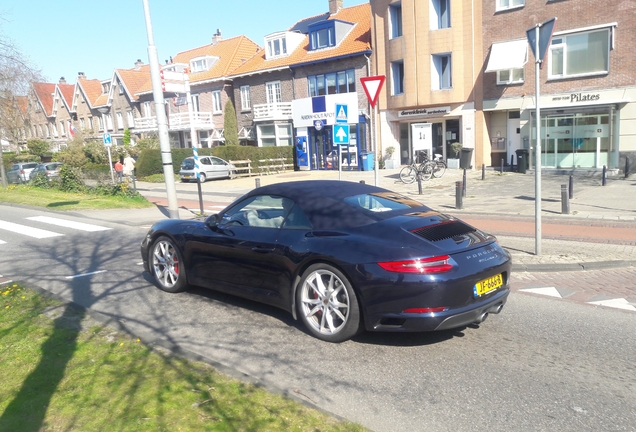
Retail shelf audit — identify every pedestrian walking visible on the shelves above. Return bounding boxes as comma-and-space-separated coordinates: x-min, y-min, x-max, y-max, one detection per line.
123, 154, 136, 178
115, 160, 124, 183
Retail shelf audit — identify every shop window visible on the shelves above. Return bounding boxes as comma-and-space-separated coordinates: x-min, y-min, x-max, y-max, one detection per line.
549, 28, 610, 79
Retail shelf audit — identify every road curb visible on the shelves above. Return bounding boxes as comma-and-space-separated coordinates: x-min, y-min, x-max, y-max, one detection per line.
512, 260, 636, 272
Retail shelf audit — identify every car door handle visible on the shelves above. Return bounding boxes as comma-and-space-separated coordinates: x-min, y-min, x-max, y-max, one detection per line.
251, 247, 273, 253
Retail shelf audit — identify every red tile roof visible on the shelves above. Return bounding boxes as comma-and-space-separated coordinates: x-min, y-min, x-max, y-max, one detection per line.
77, 78, 103, 108
32, 82, 57, 116
116, 68, 151, 101
229, 3, 371, 77
57, 83, 75, 111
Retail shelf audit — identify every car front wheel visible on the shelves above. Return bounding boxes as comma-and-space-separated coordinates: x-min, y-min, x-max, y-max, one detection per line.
150, 236, 187, 293
297, 264, 362, 342
198, 173, 207, 183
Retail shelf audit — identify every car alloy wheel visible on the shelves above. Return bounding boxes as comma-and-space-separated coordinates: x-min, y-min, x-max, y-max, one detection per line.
151, 236, 187, 293
297, 264, 361, 342
198, 173, 207, 183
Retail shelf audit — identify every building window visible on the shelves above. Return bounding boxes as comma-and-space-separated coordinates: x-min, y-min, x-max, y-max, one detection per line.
267, 37, 287, 58
549, 28, 610, 79
118, 82, 124, 95
310, 22, 335, 50
60, 121, 66, 136
143, 102, 152, 117
496, 0, 524, 11
191, 58, 208, 73
390, 3, 403, 38
257, 123, 292, 147
497, 68, 524, 85
266, 81, 282, 104
432, 54, 452, 90
240, 85, 251, 110
87, 117, 93, 131
115, 112, 123, 129
101, 82, 110, 94
391, 61, 405, 95
212, 91, 222, 113
127, 110, 134, 127
191, 94, 200, 112
308, 69, 355, 97
80, 118, 85, 130
430, 0, 450, 30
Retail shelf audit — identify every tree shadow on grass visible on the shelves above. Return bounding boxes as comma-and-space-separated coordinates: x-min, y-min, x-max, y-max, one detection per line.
0, 303, 85, 431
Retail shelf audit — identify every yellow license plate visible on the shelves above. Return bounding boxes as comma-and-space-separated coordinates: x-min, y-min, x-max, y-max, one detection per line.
474, 274, 503, 297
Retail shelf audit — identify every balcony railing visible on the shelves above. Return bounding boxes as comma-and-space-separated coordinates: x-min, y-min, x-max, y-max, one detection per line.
253, 102, 293, 121
133, 111, 214, 132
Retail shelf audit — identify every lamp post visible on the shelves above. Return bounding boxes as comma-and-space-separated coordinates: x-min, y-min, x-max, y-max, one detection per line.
97, 106, 115, 183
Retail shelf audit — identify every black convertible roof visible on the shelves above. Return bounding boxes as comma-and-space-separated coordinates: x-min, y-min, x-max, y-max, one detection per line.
243, 180, 426, 230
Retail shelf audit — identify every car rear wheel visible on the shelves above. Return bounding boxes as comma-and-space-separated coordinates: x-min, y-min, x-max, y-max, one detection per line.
150, 236, 187, 293
297, 264, 361, 343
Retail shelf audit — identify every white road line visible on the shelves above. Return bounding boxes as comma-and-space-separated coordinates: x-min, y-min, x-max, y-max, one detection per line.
0, 220, 63, 239
27, 216, 112, 232
0, 240, 6, 244
65, 270, 107, 279
588, 298, 636, 312
519, 287, 563, 298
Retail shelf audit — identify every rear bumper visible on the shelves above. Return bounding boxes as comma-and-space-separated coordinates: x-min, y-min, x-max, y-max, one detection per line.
366, 288, 510, 332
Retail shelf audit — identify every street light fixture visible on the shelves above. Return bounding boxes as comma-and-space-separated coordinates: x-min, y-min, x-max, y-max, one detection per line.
97, 106, 115, 183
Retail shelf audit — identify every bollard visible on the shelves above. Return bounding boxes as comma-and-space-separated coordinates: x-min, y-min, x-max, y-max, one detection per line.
500, 159, 504, 174
626, 157, 630, 179
568, 175, 573, 199
561, 184, 570, 214
602, 165, 607, 186
462, 168, 467, 197
417, 174, 423, 194
255, 178, 261, 188
455, 181, 463, 209
510, 155, 515, 172
482, 163, 485, 180
359, 180, 365, 184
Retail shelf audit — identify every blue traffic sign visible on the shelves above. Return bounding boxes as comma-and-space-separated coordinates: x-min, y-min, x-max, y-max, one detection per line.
335, 104, 348, 123
102, 133, 112, 146
333, 124, 349, 145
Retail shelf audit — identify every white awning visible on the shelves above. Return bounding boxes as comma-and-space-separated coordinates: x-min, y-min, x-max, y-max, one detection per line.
485, 40, 528, 73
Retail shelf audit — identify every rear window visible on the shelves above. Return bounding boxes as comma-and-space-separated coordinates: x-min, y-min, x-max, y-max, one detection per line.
344, 192, 423, 213
24, 163, 38, 169
181, 158, 195, 169
9, 164, 19, 171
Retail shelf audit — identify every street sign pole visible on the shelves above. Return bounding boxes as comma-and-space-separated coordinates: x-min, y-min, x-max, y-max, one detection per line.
103, 132, 115, 183
360, 76, 385, 187
106, 145, 114, 183
534, 24, 542, 256
526, 17, 556, 256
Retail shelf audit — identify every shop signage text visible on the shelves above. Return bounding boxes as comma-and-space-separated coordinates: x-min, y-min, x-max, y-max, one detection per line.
398, 106, 450, 118
551, 93, 601, 103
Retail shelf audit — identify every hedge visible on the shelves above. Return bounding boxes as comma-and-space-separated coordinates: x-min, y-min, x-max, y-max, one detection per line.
135, 146, 294, 177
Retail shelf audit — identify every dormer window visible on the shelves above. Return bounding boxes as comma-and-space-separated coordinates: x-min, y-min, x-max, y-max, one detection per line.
310, 22, 335, 50
308, 20, 353, 51
268, 37, 287, 58
102, 83, 110, 94
190, 56, 219, 73
264, 31, 304, 60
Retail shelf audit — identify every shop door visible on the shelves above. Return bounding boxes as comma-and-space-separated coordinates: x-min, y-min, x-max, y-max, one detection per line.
507, 112, 521, 162
309, 127, 334, 170
411, 123, 432, 161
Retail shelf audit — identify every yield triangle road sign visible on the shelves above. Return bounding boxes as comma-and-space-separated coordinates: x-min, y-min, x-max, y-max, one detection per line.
360, 75, 386, 109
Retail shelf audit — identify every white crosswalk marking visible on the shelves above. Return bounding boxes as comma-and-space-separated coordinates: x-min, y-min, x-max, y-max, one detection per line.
0, 240, 6, 244
0, 220, 63, 239
27, 216, 112, 232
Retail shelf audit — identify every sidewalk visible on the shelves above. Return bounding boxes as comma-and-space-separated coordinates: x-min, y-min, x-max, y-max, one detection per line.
82, 167, 636, 272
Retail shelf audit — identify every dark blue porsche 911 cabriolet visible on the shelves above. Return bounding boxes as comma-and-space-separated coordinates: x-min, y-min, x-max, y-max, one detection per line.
141, 180, 511, 342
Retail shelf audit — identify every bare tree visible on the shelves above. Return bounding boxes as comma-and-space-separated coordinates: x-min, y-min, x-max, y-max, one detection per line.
0, 22, 42, 187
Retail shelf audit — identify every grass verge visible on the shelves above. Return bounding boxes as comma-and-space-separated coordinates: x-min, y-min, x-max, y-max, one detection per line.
0, 184, 153, 211
0, 283, 365, 431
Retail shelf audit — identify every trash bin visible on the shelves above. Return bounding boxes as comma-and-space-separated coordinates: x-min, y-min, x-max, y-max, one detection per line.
460, 148, 473, 169
515, 149, 529, 173
360, 152, 375, 171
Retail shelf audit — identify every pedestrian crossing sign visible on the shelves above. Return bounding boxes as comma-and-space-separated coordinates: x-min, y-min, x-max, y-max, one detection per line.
335, 104, 348, 123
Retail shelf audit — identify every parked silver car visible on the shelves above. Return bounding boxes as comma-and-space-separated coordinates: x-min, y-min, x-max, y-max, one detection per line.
6, 162, 39, 184
180, 156, 235, 182
29, 162, 64, 181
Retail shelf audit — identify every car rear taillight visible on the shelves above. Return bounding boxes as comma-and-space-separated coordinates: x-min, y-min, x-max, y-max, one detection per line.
403, 307, 448, 313
378, 255, 453, 274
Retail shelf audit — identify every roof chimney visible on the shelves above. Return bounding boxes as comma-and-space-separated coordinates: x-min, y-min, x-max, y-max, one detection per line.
77, 72, 86, 79
59, 76, 66, 84
329, 0, 343, 15
212, 29, 222, 45
134, 59, 144, 70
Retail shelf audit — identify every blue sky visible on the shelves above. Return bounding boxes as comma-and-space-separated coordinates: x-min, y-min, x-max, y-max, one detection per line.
1, 0, 368, 84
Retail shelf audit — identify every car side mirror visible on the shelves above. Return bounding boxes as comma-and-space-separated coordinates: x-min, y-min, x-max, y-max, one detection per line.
205, 213, 219, 229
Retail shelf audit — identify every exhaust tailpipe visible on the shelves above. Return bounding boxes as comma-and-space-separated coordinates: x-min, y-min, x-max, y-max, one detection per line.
474, 312, 489, 324
489, 303, 504, 314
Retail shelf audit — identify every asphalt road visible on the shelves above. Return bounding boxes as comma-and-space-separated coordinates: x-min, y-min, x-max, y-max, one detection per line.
1, 204, 635, 432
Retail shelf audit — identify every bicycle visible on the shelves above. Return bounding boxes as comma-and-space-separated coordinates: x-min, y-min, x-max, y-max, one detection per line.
430, 153, 447, 178
399, 152, 436, 184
